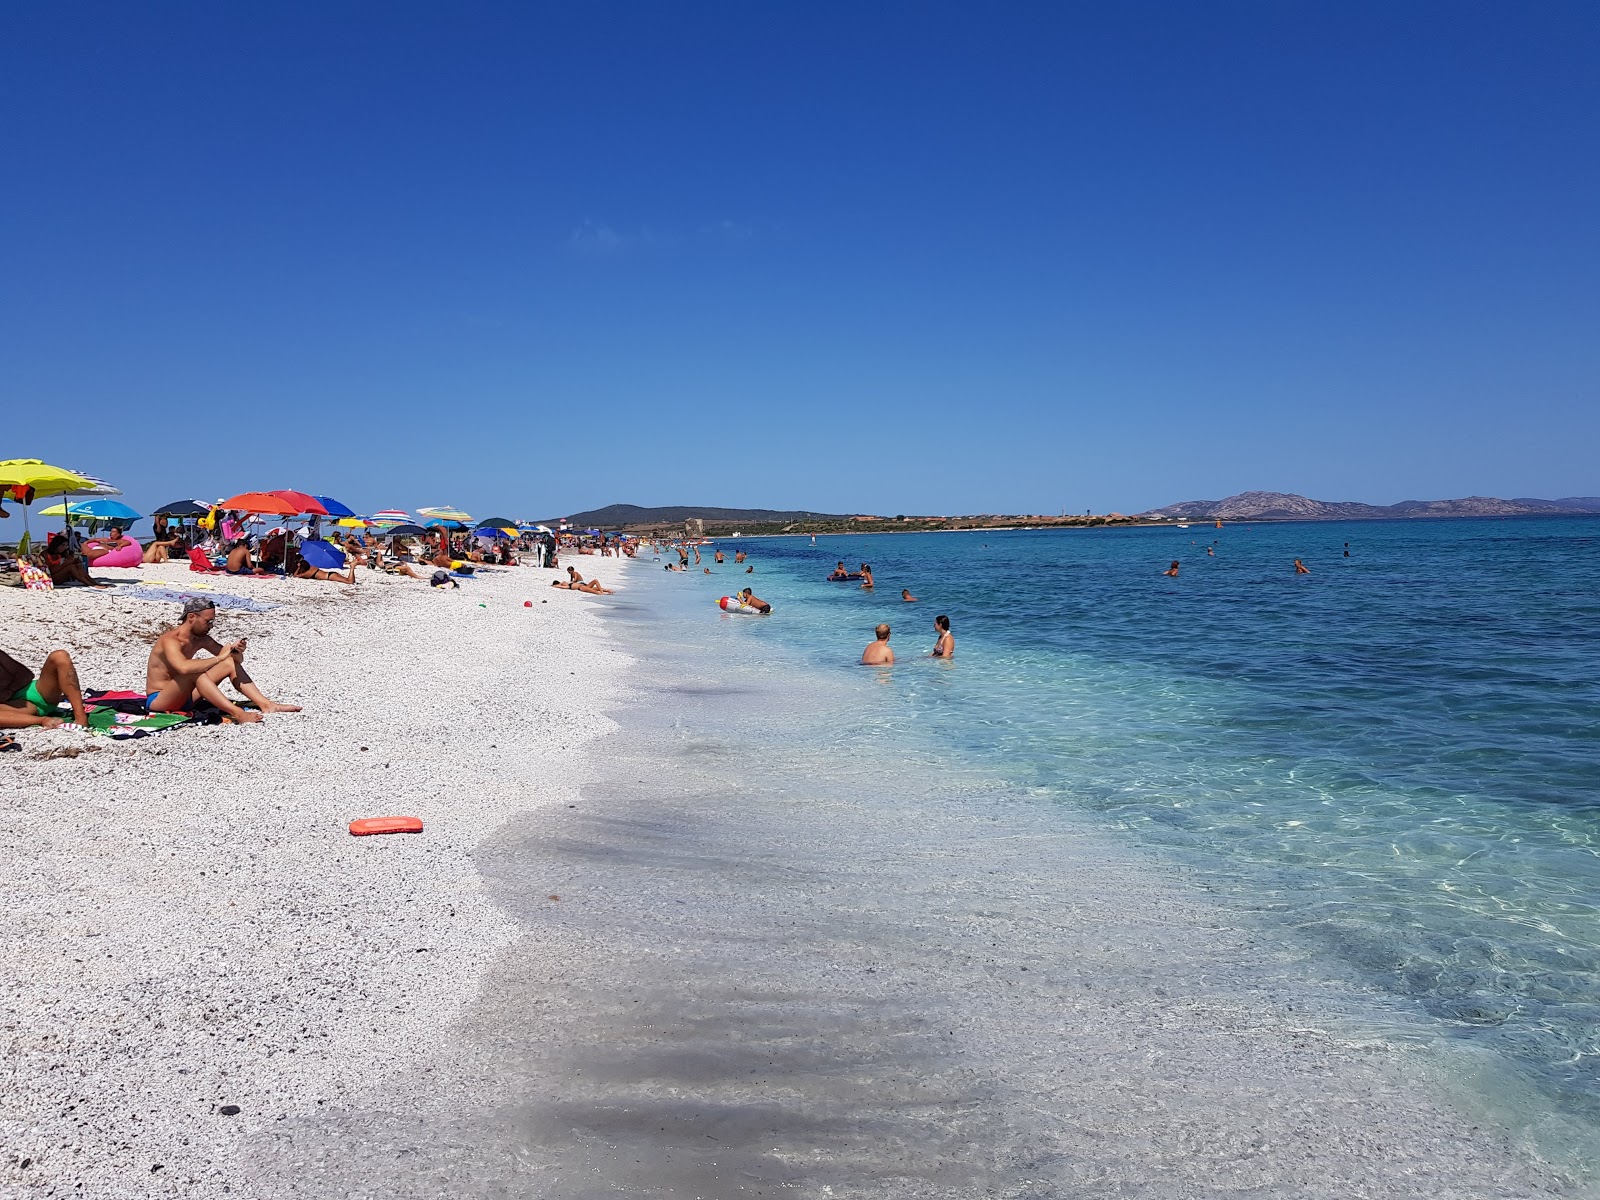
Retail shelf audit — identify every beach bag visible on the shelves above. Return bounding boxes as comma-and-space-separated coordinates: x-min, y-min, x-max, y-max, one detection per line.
20, 562, 53, 591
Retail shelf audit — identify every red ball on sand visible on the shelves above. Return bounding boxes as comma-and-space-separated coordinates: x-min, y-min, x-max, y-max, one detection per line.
524, 600, 532, 607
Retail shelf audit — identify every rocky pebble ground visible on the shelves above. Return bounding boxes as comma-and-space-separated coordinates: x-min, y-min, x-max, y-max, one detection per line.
1, 553, 635, 1197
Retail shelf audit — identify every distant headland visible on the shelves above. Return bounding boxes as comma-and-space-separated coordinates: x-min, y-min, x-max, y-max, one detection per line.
552, 492, 1600, 537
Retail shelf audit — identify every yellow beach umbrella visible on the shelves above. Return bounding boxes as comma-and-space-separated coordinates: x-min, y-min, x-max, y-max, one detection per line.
0, 458, 91, 498
0, 459, 96, 556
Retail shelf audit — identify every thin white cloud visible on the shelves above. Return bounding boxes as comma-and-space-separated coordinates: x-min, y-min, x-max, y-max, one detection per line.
566, 217, 769, 256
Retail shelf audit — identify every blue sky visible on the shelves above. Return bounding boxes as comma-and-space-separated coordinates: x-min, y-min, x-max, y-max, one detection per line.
4, 1, 1597, 522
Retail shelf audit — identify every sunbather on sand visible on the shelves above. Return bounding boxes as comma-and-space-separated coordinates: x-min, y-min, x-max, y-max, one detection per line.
145, 598, 300, 721
226, 538, 271, 575
0, 648, 89, 728
142, 533, 182, 563
288, 549, 357, 584
42, 534, 110, 588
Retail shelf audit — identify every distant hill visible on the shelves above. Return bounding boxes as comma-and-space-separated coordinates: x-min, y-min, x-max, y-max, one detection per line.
551, 503, 848, 529
1141, 491, 1600, 521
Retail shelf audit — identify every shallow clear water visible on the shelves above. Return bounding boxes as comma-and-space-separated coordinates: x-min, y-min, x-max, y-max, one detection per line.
653, 518, 1600, 1147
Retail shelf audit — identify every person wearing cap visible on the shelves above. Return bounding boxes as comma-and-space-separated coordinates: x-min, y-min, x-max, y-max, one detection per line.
144, 598, 301, 721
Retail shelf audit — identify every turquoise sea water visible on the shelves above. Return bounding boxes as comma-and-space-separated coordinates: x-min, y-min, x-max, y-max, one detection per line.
639, 517, 1600, 1159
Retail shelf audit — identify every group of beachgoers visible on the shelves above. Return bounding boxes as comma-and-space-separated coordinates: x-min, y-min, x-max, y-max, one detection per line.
1161, 543, 1336, 577
823, 560, 952, 664
21, 512, 567, 591
1, 596, 299, 746
651, 539, 954, 666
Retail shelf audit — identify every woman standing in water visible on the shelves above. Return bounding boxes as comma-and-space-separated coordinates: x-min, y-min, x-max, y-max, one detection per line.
931, 614, 954, 658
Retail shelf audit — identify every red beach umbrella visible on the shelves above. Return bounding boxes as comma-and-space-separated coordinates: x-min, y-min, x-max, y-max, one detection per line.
268, 489, 330, 516
218, 492, 301, 516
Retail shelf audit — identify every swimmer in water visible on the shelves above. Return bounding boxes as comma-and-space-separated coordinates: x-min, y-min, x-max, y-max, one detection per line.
901, 588, 917, 602
860, 564, 874, 590
1163, 561, 1180, 577
1343, 543, 1350, 558
860, 623, 894, 666
1206, 546, 1214, 556
1294, 559, 1311, 574
931, 614, 953, 658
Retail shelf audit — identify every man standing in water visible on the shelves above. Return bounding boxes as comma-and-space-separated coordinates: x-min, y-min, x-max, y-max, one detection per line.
1294, 559, 1311, 574
1164, 561, 1180, 577
861, 624, 894, 665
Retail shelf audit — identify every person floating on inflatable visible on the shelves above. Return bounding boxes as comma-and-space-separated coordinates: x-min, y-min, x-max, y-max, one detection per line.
717, 589, 769, 615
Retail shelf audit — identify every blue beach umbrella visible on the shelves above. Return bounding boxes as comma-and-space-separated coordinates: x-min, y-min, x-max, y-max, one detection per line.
297, 538, 347, 570
424, 518, 465, 530
473, 526, 511, 539
39, 497, 143, 523
315, 495, 357, 519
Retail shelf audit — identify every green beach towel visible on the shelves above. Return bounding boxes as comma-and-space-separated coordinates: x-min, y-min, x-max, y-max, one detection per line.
81, 707, 192, 735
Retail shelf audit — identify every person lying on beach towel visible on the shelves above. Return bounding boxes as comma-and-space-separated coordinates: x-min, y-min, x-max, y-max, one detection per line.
145, 597, 301, 722
287, 548, 357, 584
0, 647, 89, 728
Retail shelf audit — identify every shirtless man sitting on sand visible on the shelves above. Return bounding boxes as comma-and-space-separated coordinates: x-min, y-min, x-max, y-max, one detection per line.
861, 623, 894, 665
145, 598, 301, 722
0, 648, 89, 728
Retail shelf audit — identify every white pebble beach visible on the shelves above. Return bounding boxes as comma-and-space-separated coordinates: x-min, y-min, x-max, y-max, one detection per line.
1, 552, 637, 1196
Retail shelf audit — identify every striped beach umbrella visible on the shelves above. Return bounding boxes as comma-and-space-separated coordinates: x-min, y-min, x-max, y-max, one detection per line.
416, 505, 473, 523
370, 508, 412, 524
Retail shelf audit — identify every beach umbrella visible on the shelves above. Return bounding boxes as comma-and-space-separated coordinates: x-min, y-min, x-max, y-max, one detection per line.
333, 517, 371, 529
474, 526, 511, 539
268, 489, 329, 516
370, 509, 412, 524
475, 516, 517, 530
297, 538, 347, 571
423, 517, 465, 529
219, 492, 301, 516
381, 523, 427, 537
417, 505, 473, 523
39, 498, 143, 523
0, 460, 96, 555
315, 495, 357, 519
154, 499, 211, 518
